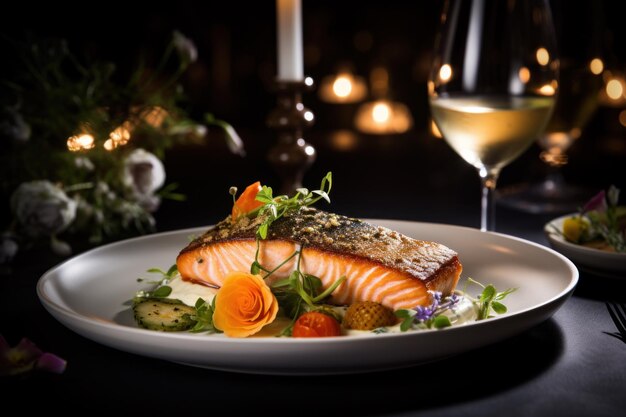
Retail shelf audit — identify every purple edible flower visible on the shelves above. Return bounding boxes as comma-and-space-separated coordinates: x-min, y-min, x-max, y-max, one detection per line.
0, 335, 66, 377
413, 291, 443, 322
582, 190, 607, 213
413, 291, 461, 323
438, 293, 460, 312
414, 305, 436, 321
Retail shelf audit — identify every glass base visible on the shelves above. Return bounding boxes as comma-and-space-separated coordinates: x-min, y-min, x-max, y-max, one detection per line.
497, 179, 594, 214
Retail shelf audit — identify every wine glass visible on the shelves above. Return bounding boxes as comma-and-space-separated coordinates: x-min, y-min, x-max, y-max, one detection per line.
498, 0, 604, 213
429, 0, 558, 231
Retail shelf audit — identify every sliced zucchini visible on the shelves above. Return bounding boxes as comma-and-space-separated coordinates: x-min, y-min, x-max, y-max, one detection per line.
133, 298, 196, 331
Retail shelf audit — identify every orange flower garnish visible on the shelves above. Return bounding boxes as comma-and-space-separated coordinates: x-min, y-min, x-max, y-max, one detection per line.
212, 272, 279, 338
231, 181, 264, 222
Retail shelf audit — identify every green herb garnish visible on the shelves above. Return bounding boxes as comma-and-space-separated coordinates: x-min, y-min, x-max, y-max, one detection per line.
151, 285, 173, 298
269, 247, 346, 336
395, 309, 416, 331
136, 264, 178, 284
189, 297, 221, 334
134, 265, 178, 300
236, 172, 344, 336
467, 278, 516, 320
249, 172, 332, 239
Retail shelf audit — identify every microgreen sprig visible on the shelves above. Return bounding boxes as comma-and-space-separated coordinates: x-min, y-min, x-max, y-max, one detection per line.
259, 245, 345, 336
134, 264, 178, 300
251, 172, 332, 239
136, 264, 178, 284
466, 278, 516, 320
237, 172, 341, 336
271, 269, 346, 308
229, 186, 238, 204
250, 238, 300, 276
189, 297, 221, 334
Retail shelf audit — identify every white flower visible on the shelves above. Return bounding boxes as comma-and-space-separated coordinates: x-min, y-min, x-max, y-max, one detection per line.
0, 108, 31, 143
10, 181, 77, 237
0, 233, 18, 264
74, 156, 94, 171
95, 181, 116, 201
122, 149, 166, 212
173, 31, 198, 64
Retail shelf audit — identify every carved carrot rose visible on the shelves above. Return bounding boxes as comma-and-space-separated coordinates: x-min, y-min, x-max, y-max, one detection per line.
212, 272, 278, 337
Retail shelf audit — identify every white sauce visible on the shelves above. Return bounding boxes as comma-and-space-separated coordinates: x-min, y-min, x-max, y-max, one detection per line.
166, 276, 478, 336
342, 294, 478, 336
167, 274, 217, 307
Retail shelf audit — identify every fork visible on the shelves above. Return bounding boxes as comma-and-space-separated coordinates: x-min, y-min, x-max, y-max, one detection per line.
605, 302, 626, 342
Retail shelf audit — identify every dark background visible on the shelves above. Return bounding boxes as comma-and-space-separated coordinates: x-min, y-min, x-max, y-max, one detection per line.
1, 0, 625, 231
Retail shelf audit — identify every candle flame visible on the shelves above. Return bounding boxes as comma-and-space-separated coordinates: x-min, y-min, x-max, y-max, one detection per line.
536, 48, 550, 66
589, 58, 604, 75
518, 67, 531, 84
355, 100, 413, 134
538, 83, 556, 96
439, 64, 452, 82
333, 76, 353, 98
606, 79, 624, 100
318, 72, 367, 103
372, 102, 391, 123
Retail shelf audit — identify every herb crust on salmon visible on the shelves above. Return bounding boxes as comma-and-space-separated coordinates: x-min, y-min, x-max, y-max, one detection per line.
177, 206, 462, 310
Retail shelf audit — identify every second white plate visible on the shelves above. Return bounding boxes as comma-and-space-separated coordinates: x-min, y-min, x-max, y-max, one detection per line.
38, 220, 578, 375
545, 214, 626, 279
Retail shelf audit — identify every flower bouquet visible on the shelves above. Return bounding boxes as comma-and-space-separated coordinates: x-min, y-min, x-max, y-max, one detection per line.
0, 32, 244, 262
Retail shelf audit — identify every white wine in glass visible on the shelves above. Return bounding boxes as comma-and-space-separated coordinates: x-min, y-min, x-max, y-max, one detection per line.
431, 96, 555, 171
429, 0, 558, 231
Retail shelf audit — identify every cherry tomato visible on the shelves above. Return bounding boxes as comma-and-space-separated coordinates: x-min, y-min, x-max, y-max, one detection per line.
292, 312, 341, 337
232, 181, 264, 220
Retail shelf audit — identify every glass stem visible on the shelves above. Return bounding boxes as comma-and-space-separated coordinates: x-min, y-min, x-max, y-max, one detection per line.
478, 167, 500, 232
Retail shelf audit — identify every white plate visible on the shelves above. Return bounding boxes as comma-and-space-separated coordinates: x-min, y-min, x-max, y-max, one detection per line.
544, 214, 626, 279
37, 220, 577, 375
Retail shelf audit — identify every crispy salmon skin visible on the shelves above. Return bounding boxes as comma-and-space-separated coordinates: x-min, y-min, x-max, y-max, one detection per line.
176, 207, 462, 310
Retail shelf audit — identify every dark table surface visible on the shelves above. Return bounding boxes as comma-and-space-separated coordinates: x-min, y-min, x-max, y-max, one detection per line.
2, 128, 626, 416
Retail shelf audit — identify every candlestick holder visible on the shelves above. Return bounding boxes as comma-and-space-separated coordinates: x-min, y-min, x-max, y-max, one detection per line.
266, 79, 316, 195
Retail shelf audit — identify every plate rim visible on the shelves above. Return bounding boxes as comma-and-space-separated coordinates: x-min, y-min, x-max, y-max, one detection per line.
37, 219, 579, 346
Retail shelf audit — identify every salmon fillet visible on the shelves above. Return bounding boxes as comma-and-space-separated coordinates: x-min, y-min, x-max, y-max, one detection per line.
176, 207, 462, 310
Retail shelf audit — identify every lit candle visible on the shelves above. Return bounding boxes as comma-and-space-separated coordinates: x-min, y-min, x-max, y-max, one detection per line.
276, 0, 303, 80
